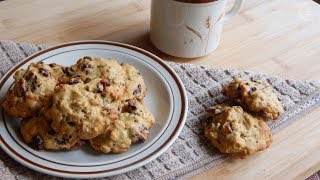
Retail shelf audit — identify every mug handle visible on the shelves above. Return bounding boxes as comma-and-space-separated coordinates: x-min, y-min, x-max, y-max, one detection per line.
224, 0, 244, 21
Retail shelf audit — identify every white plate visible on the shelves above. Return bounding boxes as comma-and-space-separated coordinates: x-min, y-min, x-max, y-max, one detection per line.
0, 41, 188, 178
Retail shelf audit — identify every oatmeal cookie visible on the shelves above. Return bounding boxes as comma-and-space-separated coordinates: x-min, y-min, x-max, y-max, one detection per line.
46, 63, 65, 80
121, 63, 147, 103
20, 116, 85, 151
90, 120, 132, 153
59, 57, 126, 99
121, 99, 155, 143
44, 82, 120, 140
2, 62, 61, 117
83, 78, 122, 119
204, 104, 272, 158
3, 58, 154, 154
90, 100, 155, 153
222, 77, 284, 120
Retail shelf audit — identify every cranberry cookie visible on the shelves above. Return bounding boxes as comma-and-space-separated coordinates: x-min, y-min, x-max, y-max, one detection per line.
90, 120, 132, 153
121, 63, 147, 103
59, 57, 126, 100
20, 116, 85, 151
222, 77, 284, 120
90, 100, 155, 153
204, 104, 272, 158
44, 82, 120, 140
2, 62, 63, 117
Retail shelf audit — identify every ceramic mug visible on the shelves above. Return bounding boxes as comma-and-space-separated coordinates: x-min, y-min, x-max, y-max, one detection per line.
150, 0, 243, 58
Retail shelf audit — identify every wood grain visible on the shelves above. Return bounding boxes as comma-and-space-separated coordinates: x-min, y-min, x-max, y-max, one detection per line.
0, 0, 320, 179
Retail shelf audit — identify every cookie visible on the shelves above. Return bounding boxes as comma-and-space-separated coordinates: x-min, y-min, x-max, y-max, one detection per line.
44, 82, 120, 140
121, 99, 155, 143
222, 77, 284, 120
90, 120, 132, 153
20, 116, 85, 151
90, 100, 155, 153
121, 63, 147, 103
204, 104, 272, 158
46, 63, 65, 80
3, 58, 155, 154
83, 78, 122, 118
2, 62, 62, 117
59, 57, 126, 100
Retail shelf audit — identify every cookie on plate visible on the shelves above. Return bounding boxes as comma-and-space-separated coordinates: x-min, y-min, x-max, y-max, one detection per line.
20, 116, 85, 151
90, 120, 132, 154
46, 63, 66, 80
121, 63, 147, 103
204, 104, 272, 158
90, 100, 155, 153
2, 62, 63, 118
83, 78, 123, 119
59, 57, 126, 100
121, 99, 155, 143
44, 82, 120, 140
222, 77, 284, 120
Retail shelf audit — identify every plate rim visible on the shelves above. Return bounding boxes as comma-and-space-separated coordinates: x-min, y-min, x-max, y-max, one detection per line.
0, 40, 188, 178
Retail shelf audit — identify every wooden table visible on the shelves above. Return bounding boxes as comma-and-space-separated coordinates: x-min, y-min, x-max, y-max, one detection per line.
1, 0, 320, 179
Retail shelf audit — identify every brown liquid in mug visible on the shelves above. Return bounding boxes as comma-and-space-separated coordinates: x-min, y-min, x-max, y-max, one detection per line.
174, 0, 218, 3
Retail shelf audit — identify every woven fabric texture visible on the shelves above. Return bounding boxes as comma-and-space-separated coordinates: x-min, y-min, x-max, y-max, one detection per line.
0, 40, 319, 180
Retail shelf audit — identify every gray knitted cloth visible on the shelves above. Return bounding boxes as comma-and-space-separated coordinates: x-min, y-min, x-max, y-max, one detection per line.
0, 40, 319, 179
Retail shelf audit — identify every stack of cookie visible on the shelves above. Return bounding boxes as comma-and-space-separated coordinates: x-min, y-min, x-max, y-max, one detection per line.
2, 56, 155, 153
204, 77, 284, 158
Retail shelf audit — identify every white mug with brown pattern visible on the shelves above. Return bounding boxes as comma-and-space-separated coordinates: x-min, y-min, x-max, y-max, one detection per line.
150, 0, 243, 58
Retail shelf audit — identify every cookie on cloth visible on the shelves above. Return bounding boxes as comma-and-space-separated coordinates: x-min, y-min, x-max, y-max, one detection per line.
222, 77, 284, 120
204, 104, 272, 158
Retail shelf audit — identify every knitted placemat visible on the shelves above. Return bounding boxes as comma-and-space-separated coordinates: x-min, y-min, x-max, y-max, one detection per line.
0, 40, 319, 179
